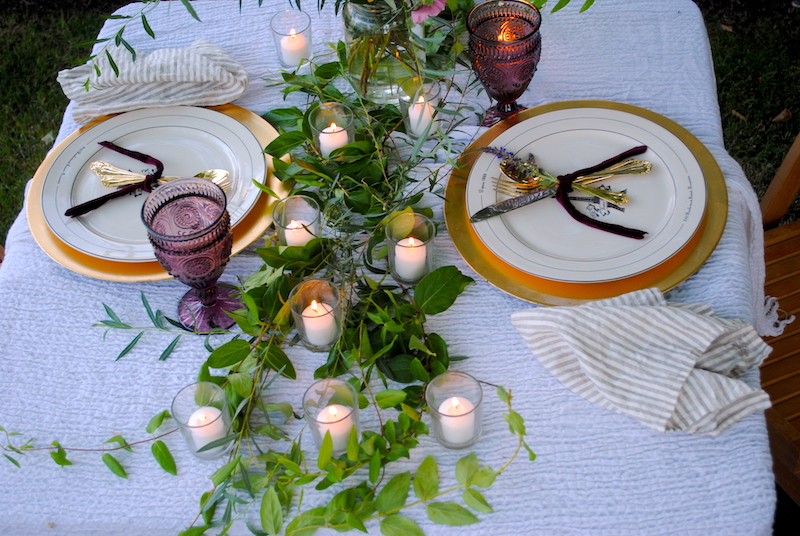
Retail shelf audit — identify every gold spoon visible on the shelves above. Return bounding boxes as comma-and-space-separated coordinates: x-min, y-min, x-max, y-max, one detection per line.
90, 161, 232, 191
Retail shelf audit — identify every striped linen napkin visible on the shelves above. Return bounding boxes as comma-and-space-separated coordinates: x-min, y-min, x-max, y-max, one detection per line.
511, 288, 772, 436
57, 39, 248, 124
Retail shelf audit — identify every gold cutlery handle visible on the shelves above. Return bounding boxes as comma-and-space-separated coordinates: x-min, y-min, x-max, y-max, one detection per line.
91, 161, 173, 187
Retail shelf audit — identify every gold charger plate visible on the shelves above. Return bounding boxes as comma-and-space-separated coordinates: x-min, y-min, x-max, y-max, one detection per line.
27, 104, 287, 283
444, 100, 728, 306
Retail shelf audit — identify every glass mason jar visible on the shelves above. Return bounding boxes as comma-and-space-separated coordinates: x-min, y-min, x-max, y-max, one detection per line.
342, 2, 421, 104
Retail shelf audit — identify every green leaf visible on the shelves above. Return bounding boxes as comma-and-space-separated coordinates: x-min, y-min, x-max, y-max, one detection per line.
346, 425, 359, 462
369, 450, 381, 484
151, 440, 177, 475
496, 386, 509, 403
177, 527, 209, 536
105, 49, 119, 76
102, 453, 128, 479
3, 454, 20, 468
408, 357, 430, 383
285, 506, 326, 536
380, 514, 425, 536
462, 488, 493, 513
200, 490, 216, 525
260, 486, 283, 535
376, 471, 411, 514
180, 0, 202, 21
116, 331, 144, 361
264, 131, 308, 158
317, 431, 333, 470
523, 439, 537, 462
455, 452, 478, 485
550, 0, 572, 13
413, 266, 474, 315
375, 389, 406, 409
211, 455, 240, 486
207, 339, 251, 368
261, 402, 293, 421
413, 456, 439, 500
426, 502, 479, 525
346, 512, 368, 533
503, 410, 527, 436
146, 410, 170, 433
49, 441, 72, 466
471, 466, 497, 488
159, 335, 181, 361
227, 371, 253, 398
262, 344, 297, 379
104, 434, 132, 452
140, 12, 155, 38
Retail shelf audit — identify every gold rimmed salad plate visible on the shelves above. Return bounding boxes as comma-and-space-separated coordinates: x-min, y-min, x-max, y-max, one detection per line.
444, 100, 727, 305
28, 104, 286, 282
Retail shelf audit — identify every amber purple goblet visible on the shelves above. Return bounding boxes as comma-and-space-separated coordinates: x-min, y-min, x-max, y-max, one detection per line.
141, 178, 242, 332
468, 0, 542, 126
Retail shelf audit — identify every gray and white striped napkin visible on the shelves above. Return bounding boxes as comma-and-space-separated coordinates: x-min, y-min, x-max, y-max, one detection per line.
511, 288, 772, 436
57, 39, 248, 124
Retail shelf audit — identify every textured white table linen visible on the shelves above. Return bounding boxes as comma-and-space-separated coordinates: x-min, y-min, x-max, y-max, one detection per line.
0, 1, 777, 535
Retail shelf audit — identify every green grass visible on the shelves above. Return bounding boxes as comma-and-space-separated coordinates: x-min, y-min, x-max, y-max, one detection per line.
1, 0, 799, 245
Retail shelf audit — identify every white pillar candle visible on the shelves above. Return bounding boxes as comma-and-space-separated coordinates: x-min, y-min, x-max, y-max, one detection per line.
285, 219, 315, 247
280, 29, 310, 67
316, 403, 354, 452
319, 122, 349, 157
301, 300, 337, 347
437, 397, 475, 445
394, 236, 428, 281
407, 95, 434, 138
187, 406, 227, 450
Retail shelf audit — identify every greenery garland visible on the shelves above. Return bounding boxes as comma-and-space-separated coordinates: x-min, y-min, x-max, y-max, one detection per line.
0, 0, 600, 533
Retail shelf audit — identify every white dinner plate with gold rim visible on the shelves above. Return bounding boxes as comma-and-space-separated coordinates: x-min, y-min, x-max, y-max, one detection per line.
39, 106, 266, 262
466, 106, 707, 283
28, 104, 286, 283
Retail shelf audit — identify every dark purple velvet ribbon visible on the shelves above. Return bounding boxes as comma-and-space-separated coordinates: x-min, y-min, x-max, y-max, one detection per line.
554, 145, 649, 240
64, 141, 164, 218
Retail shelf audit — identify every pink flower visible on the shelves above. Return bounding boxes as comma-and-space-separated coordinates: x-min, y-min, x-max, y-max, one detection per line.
411, 0, 447, 24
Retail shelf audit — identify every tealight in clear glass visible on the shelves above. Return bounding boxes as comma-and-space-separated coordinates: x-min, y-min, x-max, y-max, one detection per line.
302, 378, 359, 454
309, 102, 355, 158
386, 212, 436, 284
272, 195, 320, 247
171, 382, 233, 459
398, 77, 441, 139
425, 372, 483, 449
270, 9, 313, 69
288, 279, 343, 351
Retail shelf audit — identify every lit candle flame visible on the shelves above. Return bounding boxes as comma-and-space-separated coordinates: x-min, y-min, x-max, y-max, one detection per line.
310, 299, 319, 312
417, 95, 426, 104
289, 28, 297, 37
408, 236, 418, 247
451, 397, 461, 409
329, 122, 339, 131
498, 20, 514, 42
328, 405, 339, 418
197, 413, 208, 423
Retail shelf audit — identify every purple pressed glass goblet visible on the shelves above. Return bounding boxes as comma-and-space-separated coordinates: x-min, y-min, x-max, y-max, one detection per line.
468, 0, 542, 126
141, 178, 242, 332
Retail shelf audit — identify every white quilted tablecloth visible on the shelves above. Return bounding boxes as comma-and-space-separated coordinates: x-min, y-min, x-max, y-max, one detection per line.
0, 1, 777, 535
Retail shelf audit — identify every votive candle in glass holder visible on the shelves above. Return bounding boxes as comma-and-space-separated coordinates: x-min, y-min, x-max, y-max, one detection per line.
386, 212, 436, 284
288, 278, 342, 350
399, 77, 441, 139
302, 378, 359, 454
425, 372, 483, 449
309, 102, 354, 158
272, 194, 320, 247
171, 382, 233, 459
270, 9, 312, 68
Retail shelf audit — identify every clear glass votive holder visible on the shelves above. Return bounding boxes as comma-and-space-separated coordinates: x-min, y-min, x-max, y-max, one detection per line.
386, 212, 436, 284
288, 278, 342, 351
399, 77, 442, 139
425, 372, 483, 449
171, 382, 233, 460
309, 102, 355, 158
272, 194, 320, 247
302, 378, 359, 454
270, 9, 312, 68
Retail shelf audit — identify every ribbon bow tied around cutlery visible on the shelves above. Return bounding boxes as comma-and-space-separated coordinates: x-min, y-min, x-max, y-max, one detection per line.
469, 145, 652, 239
